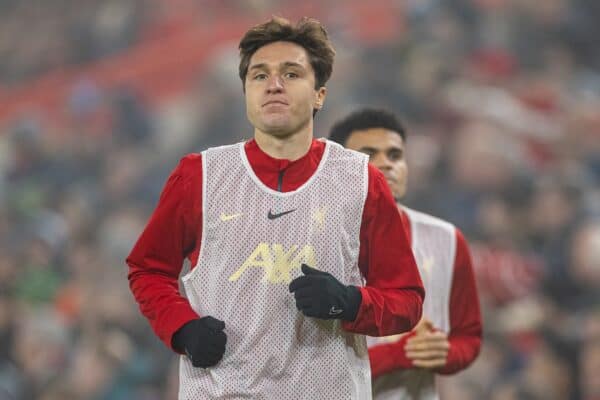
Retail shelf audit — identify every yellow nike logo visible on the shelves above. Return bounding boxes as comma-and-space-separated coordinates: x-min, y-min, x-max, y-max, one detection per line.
220, 213, 243, 222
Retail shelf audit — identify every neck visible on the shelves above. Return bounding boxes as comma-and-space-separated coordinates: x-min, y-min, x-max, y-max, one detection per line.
254, 124, 313, 161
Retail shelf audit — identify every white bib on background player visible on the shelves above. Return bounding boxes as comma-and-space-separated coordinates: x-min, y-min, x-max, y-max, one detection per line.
179, 140, 372, 400
367, 207, 456, 400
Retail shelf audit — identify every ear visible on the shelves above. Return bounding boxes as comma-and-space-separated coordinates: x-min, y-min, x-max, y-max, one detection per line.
314, 86, 327, 110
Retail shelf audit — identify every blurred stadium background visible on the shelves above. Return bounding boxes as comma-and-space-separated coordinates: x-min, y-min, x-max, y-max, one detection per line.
0, 1, 599, 399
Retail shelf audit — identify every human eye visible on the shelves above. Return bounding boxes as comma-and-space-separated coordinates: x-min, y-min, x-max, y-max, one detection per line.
253, 73, 268, 81
360, 149, 376, 159
387, 149, 403, 161
284, 71, 299, 79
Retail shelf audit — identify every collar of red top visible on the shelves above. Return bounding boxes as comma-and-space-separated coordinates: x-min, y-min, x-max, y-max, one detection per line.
244, 138, 326, 177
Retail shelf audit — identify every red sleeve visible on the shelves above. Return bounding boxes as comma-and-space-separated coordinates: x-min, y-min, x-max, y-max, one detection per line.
126, 154, 203, 352
438, 229, 482, 374
368, 332, 416, 379
342, 164, 424, 336
367, 229, 482, 378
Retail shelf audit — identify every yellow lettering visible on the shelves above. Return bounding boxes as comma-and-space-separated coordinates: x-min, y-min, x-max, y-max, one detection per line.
266, 244, 298, 283
290, 245, 316, 271
228, 242, 273, 281
230, 243, 317, 284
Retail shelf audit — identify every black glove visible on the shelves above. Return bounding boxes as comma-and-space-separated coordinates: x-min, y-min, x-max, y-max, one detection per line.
172, 316, 227, 368
289, 264, 362, 321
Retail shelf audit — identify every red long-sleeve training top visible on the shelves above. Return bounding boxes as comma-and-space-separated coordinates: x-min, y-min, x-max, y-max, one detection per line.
368, 210, 482, 377
127, 139, 425, 351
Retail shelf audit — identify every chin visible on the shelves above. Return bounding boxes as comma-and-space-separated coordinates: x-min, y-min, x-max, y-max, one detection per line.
261, 119, 294, 136
262, 114, 289, 126
263, 127, 294, 138
396, 187, 407, 199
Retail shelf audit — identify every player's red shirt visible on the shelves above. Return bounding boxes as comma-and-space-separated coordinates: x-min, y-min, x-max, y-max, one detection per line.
368, 210, 482, 377
127, 139, 424, 351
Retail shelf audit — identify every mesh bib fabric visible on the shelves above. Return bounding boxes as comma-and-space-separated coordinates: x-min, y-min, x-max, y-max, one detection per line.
368, 207, 456, 400
179, 140, 372, 399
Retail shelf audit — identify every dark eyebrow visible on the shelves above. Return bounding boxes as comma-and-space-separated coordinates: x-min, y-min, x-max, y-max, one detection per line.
248, 63, 268, 72
248, 61, 305, 72
358, 146, 403, 153
387, 146, 404, 152
358, 147, 379, 153
281, 61, 304, 70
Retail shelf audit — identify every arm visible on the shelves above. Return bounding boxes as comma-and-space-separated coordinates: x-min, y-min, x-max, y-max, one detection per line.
404, 229, 482, 373
368, 332, 416, 379
126, 154, 203, 352
342, 165, 424, 336
368, 229, 482, 378
437, 228, 482, 374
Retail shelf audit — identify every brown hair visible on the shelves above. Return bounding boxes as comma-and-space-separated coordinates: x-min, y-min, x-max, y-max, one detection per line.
238, 16, 335, 90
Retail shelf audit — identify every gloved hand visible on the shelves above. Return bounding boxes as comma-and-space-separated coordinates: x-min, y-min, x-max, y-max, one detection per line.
172, 316, 227, 368
289, 264, 362, 321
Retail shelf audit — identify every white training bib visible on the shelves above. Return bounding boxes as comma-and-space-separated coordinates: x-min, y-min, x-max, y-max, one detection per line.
368, 207, 456, 400
179, 140, 372, 399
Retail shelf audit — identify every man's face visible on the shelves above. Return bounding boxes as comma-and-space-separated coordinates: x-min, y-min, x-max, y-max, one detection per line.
345, 128, 407, 199
244, 41, 326, 138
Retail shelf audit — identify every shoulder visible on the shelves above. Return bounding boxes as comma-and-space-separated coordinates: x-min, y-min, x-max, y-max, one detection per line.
175, 153, 203, 178
453, 227, 469, 253
177, 141, 245, 173
403, 208, 473, 260
324, 139, 368, 162
403, 206, 456, 232
202, 141, 246, 162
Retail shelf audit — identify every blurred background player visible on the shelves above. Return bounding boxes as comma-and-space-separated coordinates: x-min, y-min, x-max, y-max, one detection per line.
330, 108, 482, 400
126, 18, 424, 399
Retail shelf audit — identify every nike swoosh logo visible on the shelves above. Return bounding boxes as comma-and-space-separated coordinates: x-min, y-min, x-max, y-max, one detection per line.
329, 306, 343, 316
220, 213, 243, 222
267, 209, 296, 220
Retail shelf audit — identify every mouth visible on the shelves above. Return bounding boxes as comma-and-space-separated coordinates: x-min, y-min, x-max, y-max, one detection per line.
262, 100, 289, 107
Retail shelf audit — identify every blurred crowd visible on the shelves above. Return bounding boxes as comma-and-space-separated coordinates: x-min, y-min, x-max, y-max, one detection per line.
1, 1, 599, 399
0, 0, 146, 88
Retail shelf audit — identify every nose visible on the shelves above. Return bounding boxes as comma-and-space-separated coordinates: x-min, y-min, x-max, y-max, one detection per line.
266, 75, 284, 94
